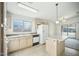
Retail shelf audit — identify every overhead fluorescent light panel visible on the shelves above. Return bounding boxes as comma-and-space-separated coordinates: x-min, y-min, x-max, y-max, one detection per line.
17, 2, 38, 13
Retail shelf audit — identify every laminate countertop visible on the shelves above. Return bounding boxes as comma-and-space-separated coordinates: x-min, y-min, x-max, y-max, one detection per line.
6, 33, 39, 39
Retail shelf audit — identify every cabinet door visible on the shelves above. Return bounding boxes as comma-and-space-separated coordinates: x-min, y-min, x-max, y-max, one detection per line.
20, 36, 32, 49
27, 36, 32, 47
8, 38, 20, 52
19, 37, 27, 49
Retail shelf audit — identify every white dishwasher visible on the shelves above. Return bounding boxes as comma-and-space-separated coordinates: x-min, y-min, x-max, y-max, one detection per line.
33, 34, 39, 46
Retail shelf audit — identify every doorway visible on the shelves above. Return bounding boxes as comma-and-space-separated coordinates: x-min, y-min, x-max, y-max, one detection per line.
62, 23, 79, 50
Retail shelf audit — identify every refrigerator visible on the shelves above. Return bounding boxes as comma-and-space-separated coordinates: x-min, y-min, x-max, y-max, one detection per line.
37, 24, 48, 44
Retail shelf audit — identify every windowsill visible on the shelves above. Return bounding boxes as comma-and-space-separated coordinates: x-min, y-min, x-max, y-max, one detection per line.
6, 32, 36, 35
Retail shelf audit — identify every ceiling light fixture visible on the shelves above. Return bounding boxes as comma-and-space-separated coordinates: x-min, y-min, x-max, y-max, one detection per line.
55, 3, 59, 24
17, 2, 38, 13
63, 20, 66, 22
56, 21, 59, 24
59, 16, 64, 21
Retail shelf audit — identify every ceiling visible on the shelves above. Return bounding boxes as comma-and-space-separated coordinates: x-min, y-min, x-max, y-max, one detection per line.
7, 2, 79, 22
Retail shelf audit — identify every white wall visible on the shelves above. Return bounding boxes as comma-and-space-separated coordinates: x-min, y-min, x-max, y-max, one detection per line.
48, 21, 62, 39
6, 12, 49, 34
48, 21, 57, 38
56, 24, 62, 39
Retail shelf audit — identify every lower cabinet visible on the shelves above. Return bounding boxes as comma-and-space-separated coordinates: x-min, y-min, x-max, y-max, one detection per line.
8, 35, 33, 53
19, 36, 32, 49
19, 37, 27, 49
26, 36, 32, 47
8, 38, 20, 52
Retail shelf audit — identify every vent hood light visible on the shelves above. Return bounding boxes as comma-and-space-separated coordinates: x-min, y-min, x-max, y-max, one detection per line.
18, 3, 38, 13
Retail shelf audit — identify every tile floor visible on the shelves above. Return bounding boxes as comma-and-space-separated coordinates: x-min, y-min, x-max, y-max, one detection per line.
8, 38, 79, 56
8, 44, 79, 56
65, 38, 79, 56
9, 45, 50, 56
65, 47, 79, 56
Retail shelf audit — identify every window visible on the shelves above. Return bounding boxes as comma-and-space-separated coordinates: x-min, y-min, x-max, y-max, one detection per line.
23, 21, 32, 32
62, 25, 68, 39
62, 24, 76, 39
13, 19, 32, 32
63, 28, 68, 32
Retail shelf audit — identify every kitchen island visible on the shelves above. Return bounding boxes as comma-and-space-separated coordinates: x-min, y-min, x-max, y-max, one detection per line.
46, 37, 65, 56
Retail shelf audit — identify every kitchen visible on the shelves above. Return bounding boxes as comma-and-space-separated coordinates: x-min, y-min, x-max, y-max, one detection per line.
4, 2, 79, 56
5, 5, 49, 55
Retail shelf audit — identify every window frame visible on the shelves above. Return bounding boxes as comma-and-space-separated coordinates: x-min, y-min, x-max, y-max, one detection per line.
13, 18, 32, 32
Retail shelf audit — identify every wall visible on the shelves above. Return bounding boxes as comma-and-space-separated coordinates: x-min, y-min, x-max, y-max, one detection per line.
6, 13, 49, 34
34, 18, 48, 33
48, 21, 56, 38
7, 12, 60, 39
63, 15, 79, 25
34, 18, 59, 39
33, 18, 62, 40
56, 24, 62, 39
6, 13, 12, 33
